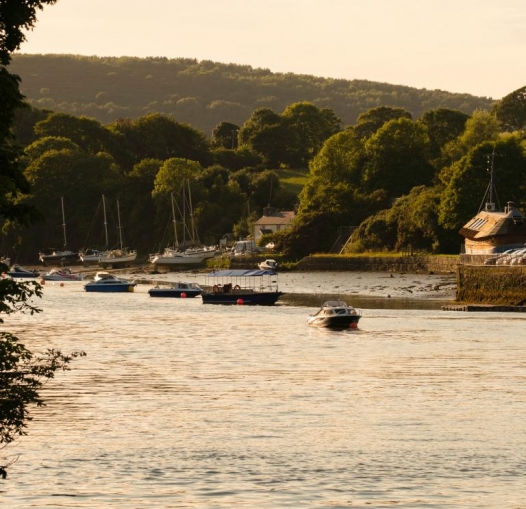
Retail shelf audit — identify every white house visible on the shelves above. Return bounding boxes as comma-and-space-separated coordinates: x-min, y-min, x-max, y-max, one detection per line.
253, 207, 295, 243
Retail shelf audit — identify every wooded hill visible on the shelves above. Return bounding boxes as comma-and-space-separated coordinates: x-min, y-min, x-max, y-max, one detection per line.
10, 54, 494, 135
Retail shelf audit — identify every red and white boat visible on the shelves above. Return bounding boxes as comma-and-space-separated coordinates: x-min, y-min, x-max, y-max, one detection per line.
42, 268, 85, 281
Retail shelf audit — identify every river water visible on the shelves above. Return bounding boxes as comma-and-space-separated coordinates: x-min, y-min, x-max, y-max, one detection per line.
2, 271, 526, 508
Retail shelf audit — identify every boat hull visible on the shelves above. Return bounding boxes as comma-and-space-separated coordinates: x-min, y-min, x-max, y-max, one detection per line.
307, 315, 361, 329
43, 275, 84, 281
39, 252, 79, 265
148, 288, 202, 298
202, 291, 283, 305
150, 254, 206, 266
7, 268, 40, 278
84, 282, 136, 292
99, 252, 137, 268
79, 250, 109, 264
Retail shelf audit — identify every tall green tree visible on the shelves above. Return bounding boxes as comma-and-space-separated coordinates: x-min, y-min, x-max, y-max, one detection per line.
152, 157, 204, 199
492, 86, 526, 132
281, 102, 341, 166
211, 121, 240, 149
21, 148, 124, 255
362, 117, 434, 198
110, 113, 212, 167
442, 110, 501, 163
417, 108, 469, 166
238, 108, 291, 168
439, 137, 526, 231
34, 112, 133, 170
24, 136, 80, 161
195, 167, 247, 244
353, 106, 412, 139
345, 185, 451, 253
115, 158, 163, 252
277, 130, 388, 256
1, 0, 85, 478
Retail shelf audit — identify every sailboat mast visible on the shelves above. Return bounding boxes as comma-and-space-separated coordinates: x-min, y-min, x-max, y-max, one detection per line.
102, 195, 109, 249
488, 150, 495, 206
171, 192, 178, 247
117, 200, 124, 249
61, 196, 67, 249
188, 179, 197, 245
182, 183, 186, 248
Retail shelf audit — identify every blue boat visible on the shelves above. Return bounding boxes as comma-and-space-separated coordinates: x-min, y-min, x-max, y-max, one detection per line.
6, 264, 40, 279
84, 273, 136, 293
201, 269, 283, 305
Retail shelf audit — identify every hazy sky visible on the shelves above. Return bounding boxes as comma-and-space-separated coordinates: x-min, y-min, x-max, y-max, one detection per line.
18, 0, 526, 99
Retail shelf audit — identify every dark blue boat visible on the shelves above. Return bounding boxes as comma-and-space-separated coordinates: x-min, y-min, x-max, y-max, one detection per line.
84, 274, 136, 292
201, 269, 284, 305
6, 264, 40, 279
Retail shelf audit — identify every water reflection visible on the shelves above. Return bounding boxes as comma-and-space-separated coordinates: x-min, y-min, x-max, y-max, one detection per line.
281, 292, 453, 310
3, 273, 525, 509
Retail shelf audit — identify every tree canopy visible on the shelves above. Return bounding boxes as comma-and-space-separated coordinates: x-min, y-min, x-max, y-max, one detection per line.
492, 86, 526, 132
1, 0, 85, 478
9, 53, 496, 136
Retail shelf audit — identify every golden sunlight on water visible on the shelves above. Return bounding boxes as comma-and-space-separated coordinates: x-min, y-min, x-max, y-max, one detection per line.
2, 272, 525, 508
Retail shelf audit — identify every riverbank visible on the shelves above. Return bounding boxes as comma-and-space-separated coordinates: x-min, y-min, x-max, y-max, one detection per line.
293, 254, 459, 274
20, 256, 459, 303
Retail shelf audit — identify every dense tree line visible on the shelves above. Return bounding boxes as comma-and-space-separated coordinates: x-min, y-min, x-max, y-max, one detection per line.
10, 54, 495, 135
0, 88, 522, 263
272, 87, 526, 257
3, 100, 334, 262
0, 84, 525, 263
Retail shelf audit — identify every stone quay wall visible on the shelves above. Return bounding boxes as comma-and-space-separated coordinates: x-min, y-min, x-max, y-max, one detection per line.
295, 255, 459, 274
455, 265, 526, 305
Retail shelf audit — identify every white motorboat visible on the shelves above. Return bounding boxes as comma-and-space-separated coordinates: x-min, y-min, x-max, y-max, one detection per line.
148, 281, 203, 298
258, 259, 278, 270
93, 271, 112, 281
307, 300, 361, 329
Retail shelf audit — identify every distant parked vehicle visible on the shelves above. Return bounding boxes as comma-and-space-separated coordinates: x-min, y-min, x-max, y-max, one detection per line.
509, 248, 526, 265
484, 250, 513, 265
495, 249, 519, 265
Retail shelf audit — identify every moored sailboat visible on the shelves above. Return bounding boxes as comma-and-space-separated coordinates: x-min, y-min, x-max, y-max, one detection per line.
150, 186, 215, 267
79, 195, 111, 265
39, 196, 78, 265
99, 199, 137, 268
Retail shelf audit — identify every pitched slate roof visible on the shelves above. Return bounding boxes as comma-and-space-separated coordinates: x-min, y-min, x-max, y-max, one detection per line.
254, 210, 295, 226
459, 204, 526, 241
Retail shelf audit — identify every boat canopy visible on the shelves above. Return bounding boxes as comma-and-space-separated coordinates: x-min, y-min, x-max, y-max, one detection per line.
207, 269, 277, 277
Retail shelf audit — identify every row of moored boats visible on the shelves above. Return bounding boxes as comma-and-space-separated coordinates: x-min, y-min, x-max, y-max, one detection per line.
2, 263, 361, 329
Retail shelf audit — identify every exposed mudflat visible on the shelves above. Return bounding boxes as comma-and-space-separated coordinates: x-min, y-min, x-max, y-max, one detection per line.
277, 271, 457, 300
